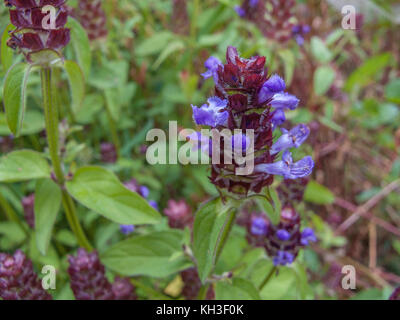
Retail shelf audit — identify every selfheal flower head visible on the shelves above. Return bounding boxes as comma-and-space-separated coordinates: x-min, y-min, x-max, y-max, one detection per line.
164, 199, 193, 229
192, 97, 228, 128
68, 248, 114, 300
5, 0, 70, 63
270, 124, 310, 155
181, 268, 215, 300
70, 0, 108, 41
112, 277, 137, 300
0, 250, 52, 300
195, 46, 313, 197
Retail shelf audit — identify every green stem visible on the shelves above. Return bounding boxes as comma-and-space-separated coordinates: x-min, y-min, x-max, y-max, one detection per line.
104, 96, 121, 157
214, 208, 237, 262
258, 266, 277, 291
40, 68, 92, 251
198, 206, 237, 300
197, 283, 211, 300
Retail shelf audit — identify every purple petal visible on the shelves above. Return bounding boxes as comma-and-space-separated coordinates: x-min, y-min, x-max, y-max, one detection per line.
120, 225, 135, 235
258, 74, 286, 104
192, 97, 229, 127
276, 229, 291, 241
270, 93, 300, 110
270, 124, 310, 154
251, 217, 268, 236
300, 228, 317, 245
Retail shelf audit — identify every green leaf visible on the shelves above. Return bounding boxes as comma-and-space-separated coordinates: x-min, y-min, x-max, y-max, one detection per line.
215, 278, 261, 300
304, 180, 335, 205
66, 166, 161, 225
255, 190, 281, 225
66, 18, 91, 78
63, 60, 85, 114
385, 78, 400, 104
3, 62, 32, 136
135, 31, 174, 57
314, 66, 335, 96
345, 53, 392, 92
192, 198, 233, 282
101, 230, 191, 277
0, 110, 44, 136
152, 40, 184, 70
1, 24, 14, 73
0, 222, 26, 249
34, 179, 61, 255
0, 150, 51, 182
310, 37, 333, 64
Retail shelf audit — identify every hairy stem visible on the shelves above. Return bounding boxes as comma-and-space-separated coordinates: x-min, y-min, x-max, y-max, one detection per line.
258, 266, 277, 291
41, 68, 92, 251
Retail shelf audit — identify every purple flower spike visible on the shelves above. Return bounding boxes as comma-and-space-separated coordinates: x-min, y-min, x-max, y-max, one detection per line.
273, 251, 295, 266
276, 229, 291, 241
300, 228, 317, 246
270, 93, 300, 110
255, 151, 314, 180
201, 56, 222, 81
258, 74, 286, 104
192, 97, 229, 127
251, 217, 268, 236
270, 124, 310, 155
120, 225, 135, 235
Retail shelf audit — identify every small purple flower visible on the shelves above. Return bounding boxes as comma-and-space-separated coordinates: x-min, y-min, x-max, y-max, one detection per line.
295, 35, 305, 46
201, 56, 222, 81
120, 225, 135, 235
192, 97, 229, 127
292, 24, 310, 46
270, 124, 310, 155
148, 200, 158, 211
251, 217, 268, 236
300, 228, 317, 246
270, 93, 299, 110
234, 5, 246, 17
139, 186, 150, 198
273, 250, 294, 266
255, 151, 314, 180
276, 229, 291, 241
272, 109, 286, 127
258, 74, 286, 104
